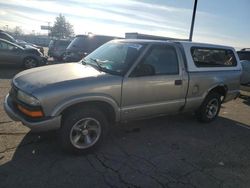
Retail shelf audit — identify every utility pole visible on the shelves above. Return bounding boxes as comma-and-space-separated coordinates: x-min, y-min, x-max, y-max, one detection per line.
48, 22, 51, 37
189, 0, 198, 41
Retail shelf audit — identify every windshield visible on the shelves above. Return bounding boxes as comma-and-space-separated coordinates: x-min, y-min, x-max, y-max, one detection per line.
0, 32, 16, 43
83, 41, 145, 75
67, 36, 87, 49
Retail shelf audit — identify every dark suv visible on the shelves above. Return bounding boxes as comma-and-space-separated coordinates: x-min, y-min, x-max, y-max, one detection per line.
63, 35, 120, 62
237, 48, 250, 61
48, 39, 71, 60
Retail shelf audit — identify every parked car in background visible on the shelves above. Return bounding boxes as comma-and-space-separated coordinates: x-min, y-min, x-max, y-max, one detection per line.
0, 30, 16, 43
0, 30, 44, 54
0, 39, 47, 68
4, 40, 241, 153
63, 34, 120, 62
48, 39, 71, 61
16, 39, 44, 55
240, 60, 250, 85
237, 49, 250, 86
237, 48, 250, 61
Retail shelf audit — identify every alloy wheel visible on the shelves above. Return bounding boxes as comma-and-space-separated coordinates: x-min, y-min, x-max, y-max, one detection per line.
70, 118, 102, 149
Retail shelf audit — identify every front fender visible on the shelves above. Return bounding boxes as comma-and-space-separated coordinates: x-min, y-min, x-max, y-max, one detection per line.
51, 94, 121, 121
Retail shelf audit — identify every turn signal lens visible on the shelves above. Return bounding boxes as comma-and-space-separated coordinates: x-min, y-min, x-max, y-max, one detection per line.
17, 105, 43, 118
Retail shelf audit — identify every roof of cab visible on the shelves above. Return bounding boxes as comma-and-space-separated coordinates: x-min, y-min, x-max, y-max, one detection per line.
113, 39, 172, 44
113, 39, 235, 50
177, 41, 235, 50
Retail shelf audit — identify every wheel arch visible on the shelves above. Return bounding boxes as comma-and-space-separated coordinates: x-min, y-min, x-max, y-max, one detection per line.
23, 56, 39, 68
203, 84, 228, 102
52, 96, 120, 123
23, 55, 38, 62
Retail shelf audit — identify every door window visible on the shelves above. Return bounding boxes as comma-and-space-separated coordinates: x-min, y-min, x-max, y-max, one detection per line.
237, 52, 250, 61
0, 41, 15, 50
191, 47, 237, 67
131, 45, 179, 77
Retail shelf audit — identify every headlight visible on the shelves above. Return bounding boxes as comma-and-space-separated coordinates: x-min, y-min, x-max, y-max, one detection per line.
37, 49, 43, 56
17, 90, 40, 106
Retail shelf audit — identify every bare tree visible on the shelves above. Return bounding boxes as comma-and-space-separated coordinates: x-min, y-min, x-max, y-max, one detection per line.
13, 26, 23, 36
50, 14, 74, 39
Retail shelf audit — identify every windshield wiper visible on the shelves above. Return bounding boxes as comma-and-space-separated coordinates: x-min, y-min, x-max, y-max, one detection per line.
89, 58, 103, 71
87, 58, 119, 75
81, 58, 87, 65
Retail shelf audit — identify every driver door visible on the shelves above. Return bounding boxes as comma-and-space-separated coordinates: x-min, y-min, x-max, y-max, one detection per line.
0, 41, 21, 65
121, 44, 187, 120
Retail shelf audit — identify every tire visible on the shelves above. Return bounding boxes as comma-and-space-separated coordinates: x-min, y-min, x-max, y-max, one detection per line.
60, 106, 109, 153
59, 53, 66, 61
23, 57, 38, 69
196, 92, 221, 123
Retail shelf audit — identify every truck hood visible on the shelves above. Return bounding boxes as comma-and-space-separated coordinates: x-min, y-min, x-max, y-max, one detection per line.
13, 63, 106, 94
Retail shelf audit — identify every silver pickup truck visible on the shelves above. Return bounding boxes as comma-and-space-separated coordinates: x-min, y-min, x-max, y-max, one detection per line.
4, 39, 242, 152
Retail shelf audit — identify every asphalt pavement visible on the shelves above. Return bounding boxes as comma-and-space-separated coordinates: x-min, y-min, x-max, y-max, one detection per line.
0, 67, 250, 188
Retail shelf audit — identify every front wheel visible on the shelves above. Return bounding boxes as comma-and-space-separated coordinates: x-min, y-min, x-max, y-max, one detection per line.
60, 52, 66, 61
196, 92, 221, 122
60, 106, 109, 153
23, 57, 38, 69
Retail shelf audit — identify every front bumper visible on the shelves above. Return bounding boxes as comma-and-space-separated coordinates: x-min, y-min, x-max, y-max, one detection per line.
4, 94, 61, 132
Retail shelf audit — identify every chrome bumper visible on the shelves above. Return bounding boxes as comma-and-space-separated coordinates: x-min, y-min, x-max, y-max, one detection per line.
4, 94, 61, 132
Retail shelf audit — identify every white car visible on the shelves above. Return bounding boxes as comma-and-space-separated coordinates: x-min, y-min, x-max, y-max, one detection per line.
240, 60, 250, 85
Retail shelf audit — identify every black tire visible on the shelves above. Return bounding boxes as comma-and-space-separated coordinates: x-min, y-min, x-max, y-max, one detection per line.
196, 92, 221, 123
60, 106, 109, 153
59, 53, 66, 61
23, 57, 38, 69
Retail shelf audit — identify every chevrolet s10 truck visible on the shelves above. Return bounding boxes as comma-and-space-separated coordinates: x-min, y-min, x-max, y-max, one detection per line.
4, 40, 242, 152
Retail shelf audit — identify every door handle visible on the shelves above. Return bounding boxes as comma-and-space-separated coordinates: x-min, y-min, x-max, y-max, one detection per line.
175, 80, 182, 85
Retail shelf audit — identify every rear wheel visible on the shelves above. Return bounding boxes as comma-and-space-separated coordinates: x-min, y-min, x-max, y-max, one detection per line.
60, 106, 109, 153
23, 57, 38, 69
196, 92, 221, 122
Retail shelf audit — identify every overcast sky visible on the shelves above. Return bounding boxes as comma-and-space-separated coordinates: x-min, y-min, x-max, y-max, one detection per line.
0, 0, 249, 49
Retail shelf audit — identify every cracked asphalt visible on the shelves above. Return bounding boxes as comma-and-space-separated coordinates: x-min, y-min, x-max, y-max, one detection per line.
1, 67, 250, 188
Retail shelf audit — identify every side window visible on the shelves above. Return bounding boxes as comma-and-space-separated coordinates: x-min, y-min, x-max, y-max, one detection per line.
132, 45, 179, 77
237, 52, 250, 61
0, 41, 15, 50
58, 41, 70, 47
246, 53, 250, 61
191, 47, 237, 67
237, 52, 244, 60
